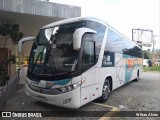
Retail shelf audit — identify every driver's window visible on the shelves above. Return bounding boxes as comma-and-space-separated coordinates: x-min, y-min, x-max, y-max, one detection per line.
82, 41, 95, 66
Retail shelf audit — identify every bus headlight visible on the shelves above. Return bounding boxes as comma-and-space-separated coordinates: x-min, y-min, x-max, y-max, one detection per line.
57, 82, 81, 93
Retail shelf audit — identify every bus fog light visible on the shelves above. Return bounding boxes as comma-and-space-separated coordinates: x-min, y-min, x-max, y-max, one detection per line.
61, 87, 68, 93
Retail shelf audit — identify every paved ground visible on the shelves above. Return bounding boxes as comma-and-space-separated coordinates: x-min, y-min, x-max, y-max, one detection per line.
107, 72, 160, 120
2, 72, 160, 120
107, 72, 160, 111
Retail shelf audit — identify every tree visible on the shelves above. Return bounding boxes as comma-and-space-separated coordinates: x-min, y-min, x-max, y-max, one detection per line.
154, 50, 160, 59
142, 50, 151, 59
0, 23, 23, 48
0, 23, 23, 86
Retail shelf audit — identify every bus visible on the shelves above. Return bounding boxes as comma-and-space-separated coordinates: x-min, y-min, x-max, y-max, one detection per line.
18, 17, 142, 109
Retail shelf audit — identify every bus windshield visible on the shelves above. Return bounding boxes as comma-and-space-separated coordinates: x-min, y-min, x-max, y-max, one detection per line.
28, 22, 84, 77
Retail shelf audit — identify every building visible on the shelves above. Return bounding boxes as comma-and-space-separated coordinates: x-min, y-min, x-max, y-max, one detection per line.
0, 0, 81, 79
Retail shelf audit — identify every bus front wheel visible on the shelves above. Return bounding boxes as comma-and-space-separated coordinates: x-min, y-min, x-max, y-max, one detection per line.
97, 78, 111, 103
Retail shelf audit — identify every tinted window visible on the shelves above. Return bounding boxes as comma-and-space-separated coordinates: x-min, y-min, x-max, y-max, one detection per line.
105, 29, 127, 53
82, 41, 95, 66
86, 21, 106, 61
28, 22, 84, 80
105, 29, 142, 57
102, 51, 115, 67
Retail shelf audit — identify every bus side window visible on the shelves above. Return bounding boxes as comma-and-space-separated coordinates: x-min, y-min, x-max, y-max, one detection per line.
102, 51, 115, 67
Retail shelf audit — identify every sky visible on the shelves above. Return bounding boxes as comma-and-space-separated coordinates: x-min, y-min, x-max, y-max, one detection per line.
50, 0, 160, 50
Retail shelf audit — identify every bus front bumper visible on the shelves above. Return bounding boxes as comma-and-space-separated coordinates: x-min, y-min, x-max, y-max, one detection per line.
26, 84, 81, 109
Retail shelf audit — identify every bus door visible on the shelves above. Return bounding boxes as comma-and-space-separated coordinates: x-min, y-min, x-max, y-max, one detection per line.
80, 40, 98, 105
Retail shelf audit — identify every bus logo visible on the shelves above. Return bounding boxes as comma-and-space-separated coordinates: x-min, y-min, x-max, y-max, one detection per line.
46, 81, 54, 87
2, 112, 11, 117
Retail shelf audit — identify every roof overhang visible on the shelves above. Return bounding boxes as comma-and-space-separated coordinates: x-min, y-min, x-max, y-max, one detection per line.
0, 0, 81, 36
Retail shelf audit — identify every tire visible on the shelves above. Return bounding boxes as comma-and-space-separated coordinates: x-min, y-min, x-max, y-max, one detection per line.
97, 78, 111, 103
134, 71, 139, 82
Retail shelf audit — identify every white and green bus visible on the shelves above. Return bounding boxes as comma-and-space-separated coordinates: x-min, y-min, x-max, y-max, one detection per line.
18, 17, 142, 109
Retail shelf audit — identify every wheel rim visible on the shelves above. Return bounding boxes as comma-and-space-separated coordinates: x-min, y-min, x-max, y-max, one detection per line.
102, 79, 110, 99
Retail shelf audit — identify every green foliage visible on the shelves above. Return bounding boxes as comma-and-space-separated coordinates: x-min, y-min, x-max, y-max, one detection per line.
0, 23, 23, 44
0, 55, 16, 86
0, 23, 22, 86
9, 55, 16, 64
154, 50, 160, 59
143, 65, 160, 72
0, 23, 10, 37
142, 50, 152, 59
0, 63, 8, 86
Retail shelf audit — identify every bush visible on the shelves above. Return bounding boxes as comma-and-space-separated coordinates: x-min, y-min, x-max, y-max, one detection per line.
143, 65, 160, 72
0, 23, 23, 87
0, 64, 7, 86
0, 55, 16, 87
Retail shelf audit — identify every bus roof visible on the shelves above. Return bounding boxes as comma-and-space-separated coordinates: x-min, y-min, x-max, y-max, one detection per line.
41, 17, 107, 29
41, 17, 141, 49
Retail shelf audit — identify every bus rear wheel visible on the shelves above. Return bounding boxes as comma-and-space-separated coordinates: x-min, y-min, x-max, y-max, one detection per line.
134, 71, 139, 82
97, 78, 111, 103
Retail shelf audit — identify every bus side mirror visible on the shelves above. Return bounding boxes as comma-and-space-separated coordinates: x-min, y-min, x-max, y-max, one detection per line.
73, 27, 97, 50
18, 37, 35, 69
18, 37, 35, 53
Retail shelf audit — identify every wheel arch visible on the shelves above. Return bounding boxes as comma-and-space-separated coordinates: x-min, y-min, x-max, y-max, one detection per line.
96, 75, 113, 103
134, 69, 140, 82
104, 74, 113, 91
137, 69, 139, 76
108, 76, 113, 91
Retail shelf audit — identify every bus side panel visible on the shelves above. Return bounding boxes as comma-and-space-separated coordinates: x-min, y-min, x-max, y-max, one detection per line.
100, 52, 126, 92
81, 84, 99, 106
114, 53, 126, 87
95, 68, 100, 83
80, 67, 99, 106
132, 58, 142, 81
123, 55, 142, 82
81, 68, 95, 88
